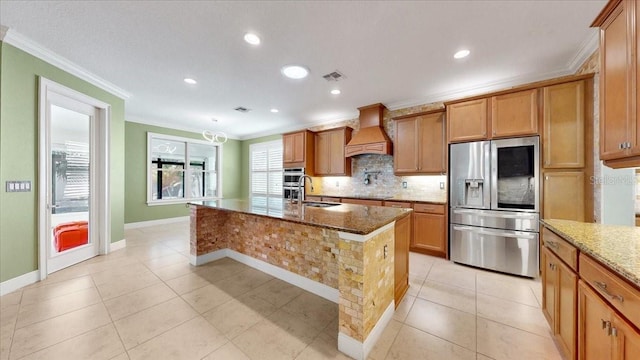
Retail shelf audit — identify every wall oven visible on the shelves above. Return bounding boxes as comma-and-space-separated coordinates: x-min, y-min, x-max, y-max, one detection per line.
449, 136, 540, 277
283, 167, 305, 201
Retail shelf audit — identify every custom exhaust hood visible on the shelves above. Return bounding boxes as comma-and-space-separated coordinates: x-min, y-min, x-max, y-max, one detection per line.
345, 103, 393, 157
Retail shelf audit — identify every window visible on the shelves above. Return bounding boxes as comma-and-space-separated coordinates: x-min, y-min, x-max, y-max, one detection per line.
250, 140, 283, 208
147, 132, 222, 205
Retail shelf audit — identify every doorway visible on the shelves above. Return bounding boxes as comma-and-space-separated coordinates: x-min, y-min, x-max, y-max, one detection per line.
38, 78, 111, 279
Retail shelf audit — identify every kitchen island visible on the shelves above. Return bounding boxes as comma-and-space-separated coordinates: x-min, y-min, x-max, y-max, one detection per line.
189, 198, 412, 360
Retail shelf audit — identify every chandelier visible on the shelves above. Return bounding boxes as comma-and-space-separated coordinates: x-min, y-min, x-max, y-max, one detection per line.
202, 118, 228, 144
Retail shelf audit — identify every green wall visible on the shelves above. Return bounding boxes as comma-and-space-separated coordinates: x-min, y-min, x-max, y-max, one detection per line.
124, 122, 242, 223
0, 42, 125, 282
239, 134, 282, 198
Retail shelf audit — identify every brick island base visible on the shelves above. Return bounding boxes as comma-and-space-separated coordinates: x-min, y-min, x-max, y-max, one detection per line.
190, 205, 396, 360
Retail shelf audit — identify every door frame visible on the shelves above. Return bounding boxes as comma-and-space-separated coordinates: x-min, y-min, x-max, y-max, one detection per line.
38, 77, 111, 280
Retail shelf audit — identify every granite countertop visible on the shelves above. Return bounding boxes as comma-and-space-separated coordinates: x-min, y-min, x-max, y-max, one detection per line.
541, 219, 640, 288
190, 198, 412, 235
308, 193, 447, 204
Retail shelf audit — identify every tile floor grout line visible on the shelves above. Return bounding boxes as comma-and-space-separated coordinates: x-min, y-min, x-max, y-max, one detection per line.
475, 290, 542, 309
400, 320, 478, 354
478, 316, 555, 340
412, 293, 477, 316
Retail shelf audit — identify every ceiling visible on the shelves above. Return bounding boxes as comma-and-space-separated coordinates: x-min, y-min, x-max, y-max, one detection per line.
0, 1, 606, 140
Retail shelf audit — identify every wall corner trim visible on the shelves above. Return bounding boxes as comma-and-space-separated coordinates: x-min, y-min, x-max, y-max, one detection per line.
124, 216, 189, 230
2, 27, 131, 99
0, 270, 40, 296
338, 301, 395, 360
110, 239, 127, 252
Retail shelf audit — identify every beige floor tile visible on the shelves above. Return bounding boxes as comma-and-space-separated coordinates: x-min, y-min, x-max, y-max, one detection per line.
1, 321, 15, 360
20, 276, 94, 305
246, 278, 304, 307
31, 265, 91, 287
476, 318, 562, 360
104, 283, 177, 321
476, 354, 495, 360
195, 258, 250, 283
18, 324, 124, 360
295, 332, 350, 360
367, 319, 403, 360
142, 253, 188, 270
114, 297, 198, 349
280, 292, 338, 331
323, 316, 339, 337
9, 302, 111, 359
119, 245, 177, 261
83, 257, 139, 276
16, 287, 101, 329
110, 353, 130, 360
404, 298, 476, 351
149, 261, 197, 281
476, 274, 539, 307
181, 284, 234, 314
95, 270, 161, 300
233, 310, 322, 360
208, 268, 274, 298
406, 275, 425, 297
128, 317, 227, 360
202, 293, 278, 339
427, 263, 476, 291
201, 342, 250, 360
165, 272, 211, 295
476, 293, 551, 338
386, 325, 476, 360
91, 263, 150, 285
392, 295, 415, 322
419, 280, 476, 314
0, 304, 18, 327
0, 291, 22, 309
408, 253, 435, 280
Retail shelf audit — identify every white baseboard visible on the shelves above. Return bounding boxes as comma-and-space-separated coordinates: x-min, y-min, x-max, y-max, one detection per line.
0, 270, 40, 296
124, 216, 189, 229
110, 239, 126, 252
338, 300, 395, 360
192, 249, 339, 304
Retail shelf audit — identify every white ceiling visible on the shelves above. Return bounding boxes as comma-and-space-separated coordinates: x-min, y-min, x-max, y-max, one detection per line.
0, 0, 606, 140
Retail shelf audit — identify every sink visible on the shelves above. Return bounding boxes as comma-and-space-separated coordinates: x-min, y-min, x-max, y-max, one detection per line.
303, 201, 341, 208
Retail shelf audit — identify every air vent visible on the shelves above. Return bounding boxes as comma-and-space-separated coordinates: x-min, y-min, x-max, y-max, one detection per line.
234, 107, 251, 113
322, 70, 346, 82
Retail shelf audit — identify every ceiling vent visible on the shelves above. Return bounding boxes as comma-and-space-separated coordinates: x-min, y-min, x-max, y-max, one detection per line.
322, 70, 346, 82
234, 106, 251, 113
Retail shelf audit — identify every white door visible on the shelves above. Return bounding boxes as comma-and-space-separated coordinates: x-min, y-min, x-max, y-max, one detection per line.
39, 78, 110, 277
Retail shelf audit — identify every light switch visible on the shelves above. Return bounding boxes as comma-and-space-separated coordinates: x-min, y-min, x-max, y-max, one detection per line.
5, 181, 32, 192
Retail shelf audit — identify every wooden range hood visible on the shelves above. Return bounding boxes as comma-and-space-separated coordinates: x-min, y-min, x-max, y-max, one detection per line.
344, 103, 393, 157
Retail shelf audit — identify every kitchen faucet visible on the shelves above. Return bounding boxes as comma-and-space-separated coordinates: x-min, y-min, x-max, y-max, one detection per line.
297, 175, 314, 206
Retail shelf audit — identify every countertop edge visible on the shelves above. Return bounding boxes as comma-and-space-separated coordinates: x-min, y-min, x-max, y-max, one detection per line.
307, 194, 447, 205
540, 220, 640, 289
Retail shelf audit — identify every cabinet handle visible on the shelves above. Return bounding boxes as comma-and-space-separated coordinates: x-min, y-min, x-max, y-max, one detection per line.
594, 281, 624, 303
601, 319, 607, 329
545, 241, 559, 250
612, 327, 618, 337
619, 143, 624, 150
605, 321, 612, 336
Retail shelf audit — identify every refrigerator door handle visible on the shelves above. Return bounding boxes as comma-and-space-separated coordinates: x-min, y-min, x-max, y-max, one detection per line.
451, 209, 538, 219
452, 225, 538, 240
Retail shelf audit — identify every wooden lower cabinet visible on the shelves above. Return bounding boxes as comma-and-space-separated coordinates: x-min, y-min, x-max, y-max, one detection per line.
578, 281, 640, 360
542, 247, 578, 360
412, 210, 446, 257
341, 198, 382, 206
393, 214, 410, 307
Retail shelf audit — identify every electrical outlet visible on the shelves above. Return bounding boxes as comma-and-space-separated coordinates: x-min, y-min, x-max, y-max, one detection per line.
335, 181, 340, 187
440, 182, 445, 189
402, 181, 407, 189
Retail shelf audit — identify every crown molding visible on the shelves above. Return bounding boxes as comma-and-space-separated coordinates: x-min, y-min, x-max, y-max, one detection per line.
566, 30, 599, 73
1, 26, 131, 100
237, 114, 359, 140
125, 117, 239, 140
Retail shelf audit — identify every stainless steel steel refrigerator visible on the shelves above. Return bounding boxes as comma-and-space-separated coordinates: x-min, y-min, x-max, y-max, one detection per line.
449, 136, 540, 277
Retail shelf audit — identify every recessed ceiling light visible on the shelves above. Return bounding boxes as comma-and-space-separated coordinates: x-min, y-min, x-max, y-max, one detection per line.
270, 108, 279, 113
281, 65, 309, 79
244, 33, 261, 45
184, 78, 197, 84
330, 89, 341, 95
453, 49, 470, 59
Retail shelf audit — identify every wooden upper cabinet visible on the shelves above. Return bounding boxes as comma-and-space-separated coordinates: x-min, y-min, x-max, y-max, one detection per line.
491, 89, 538, 138
283, 130, 315, 174
393, 110, 445, 174
314, 127, 352, 176
543, 81, 585, 168
447, 98, 489, 143
593, 0, 640, 167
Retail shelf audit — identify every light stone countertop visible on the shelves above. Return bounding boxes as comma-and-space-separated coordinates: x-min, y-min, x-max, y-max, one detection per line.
308, 193, 447, 204
541, 219, 640, 288
190, 198, 412, 235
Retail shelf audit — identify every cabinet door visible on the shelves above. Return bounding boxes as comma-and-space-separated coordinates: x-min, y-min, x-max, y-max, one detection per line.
418, 112, 446, 173
557, 257, 578, 360
394, 117, 419, 173
600, 1, 631, 160
491, 89, 538, 138
314, 132, 330, 175
578, 281, 613, 360
412, 212, 445, 255
633, 0, 640, 157
392, 214, 411, 307
291, 132, 305, 163
447, 98, 488, 142
543, 171, 585, 221
541, 247, 557, 329
613, 314, 640, 360
329, 130, 348, 175
543, 81, 585, 168
283, 134, 295, 163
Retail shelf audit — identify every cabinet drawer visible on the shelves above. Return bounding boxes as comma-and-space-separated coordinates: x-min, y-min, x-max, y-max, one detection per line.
542, 228, 578, 271
321, 197, 340, 202
579, 253, 640, 326
413, 203, 445, 214
384, 201, 412, 209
